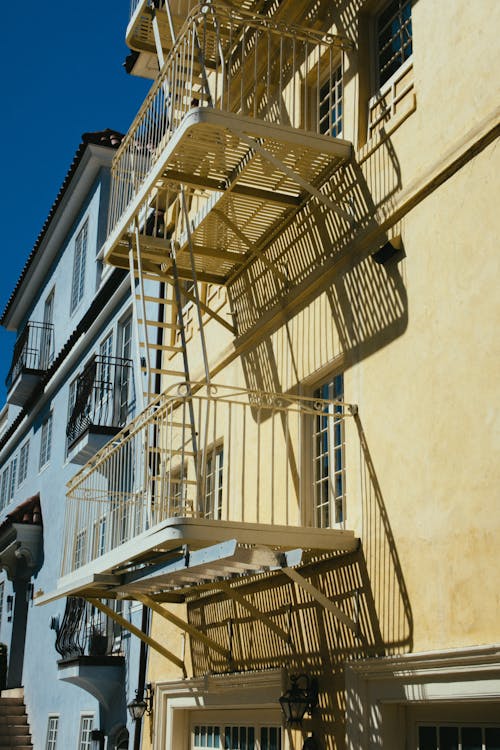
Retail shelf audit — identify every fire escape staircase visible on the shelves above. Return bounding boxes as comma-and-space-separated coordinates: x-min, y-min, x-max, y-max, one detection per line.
38, 3, 361, 667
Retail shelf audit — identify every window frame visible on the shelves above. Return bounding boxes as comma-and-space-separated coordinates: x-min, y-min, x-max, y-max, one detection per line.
17, 439, 30, 487
318, 61, 344, 138
374, 0, 413, 92
45, 715, 59, 750
202, 443, 224, 520
70, 220, 89, 315
77, 714, 94, 750
39, 412, 53, 471
310, 374, 345, 529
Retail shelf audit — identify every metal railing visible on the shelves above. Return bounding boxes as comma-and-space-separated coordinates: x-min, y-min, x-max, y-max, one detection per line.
6, 321, 54, 391
62, 383, 355, 577
109, 3, 348, 235
55, 596, 124, 661
66, 356, 134, 448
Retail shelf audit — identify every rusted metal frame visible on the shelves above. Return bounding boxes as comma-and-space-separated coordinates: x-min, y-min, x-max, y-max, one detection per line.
134, 592, 231, 659
87, 597, 186, 674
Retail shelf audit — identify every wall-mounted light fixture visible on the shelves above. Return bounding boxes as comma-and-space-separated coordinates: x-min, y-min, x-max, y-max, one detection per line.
279, 674, 318, 726
127, 683, 154, 721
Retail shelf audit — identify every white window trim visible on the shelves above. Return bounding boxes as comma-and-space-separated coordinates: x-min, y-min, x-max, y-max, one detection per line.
39, 412, 53, 471
70, 220, 89, 315
345, 645, 500, 750
154, 670, 286, 750
45, 714, 60, 750
77, 713, 95, 750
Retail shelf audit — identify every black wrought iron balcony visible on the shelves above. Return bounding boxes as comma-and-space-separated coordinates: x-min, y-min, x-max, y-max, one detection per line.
6, 321, 54, 406
66, 356, 134, 465
55, 597, 125, 707
55, 597, 124, 662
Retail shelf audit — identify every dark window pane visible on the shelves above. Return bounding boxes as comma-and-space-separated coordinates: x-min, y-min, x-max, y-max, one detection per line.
486, 728, 500, 750
462, 727, 482, 750
440, 726, 459, 750
419, 726, 437, 750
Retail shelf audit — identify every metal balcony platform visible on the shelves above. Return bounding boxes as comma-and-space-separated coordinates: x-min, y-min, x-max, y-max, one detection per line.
104, 108, 351, 284
36, 516, 358, 605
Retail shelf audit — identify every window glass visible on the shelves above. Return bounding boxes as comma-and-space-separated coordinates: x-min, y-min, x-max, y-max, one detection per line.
71, 221, 88, 314
377, 0, 413, 87
204, 445, 224, 519
78, 715, 93, 750
18, 440, 30, 486
39, 413, 53, 469
319, 64, 343, 137
45, 716, 59, 750
313, 375, 344, 527
0, 581, 4, 631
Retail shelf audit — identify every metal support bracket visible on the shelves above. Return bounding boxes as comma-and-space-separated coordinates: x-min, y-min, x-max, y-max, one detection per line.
236, 132, 353, 224
134, 593, 231, 659
282, 567, 359, 636
87, 597, 186, 675
215, 581, 292, 646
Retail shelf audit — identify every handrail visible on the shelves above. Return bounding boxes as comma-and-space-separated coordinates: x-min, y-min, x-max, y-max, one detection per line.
5, 321, 54, 390
108, 3, 352, 237
55, 596, 123, 661
61, 382, 356, 577
66, 356, 134, 447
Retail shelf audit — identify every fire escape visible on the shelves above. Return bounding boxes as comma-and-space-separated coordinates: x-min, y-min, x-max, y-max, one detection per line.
40, 1, 363, 676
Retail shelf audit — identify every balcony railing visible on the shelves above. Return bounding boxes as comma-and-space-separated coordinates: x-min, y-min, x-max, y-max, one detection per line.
6, 321, 54, 391
55, 596, 123, 662
109, 3, 349, 238
66, 356, 134, 448
61, 383, 355, 577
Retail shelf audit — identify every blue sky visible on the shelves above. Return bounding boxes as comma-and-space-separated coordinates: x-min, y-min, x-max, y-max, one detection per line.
0, 1, 151, 402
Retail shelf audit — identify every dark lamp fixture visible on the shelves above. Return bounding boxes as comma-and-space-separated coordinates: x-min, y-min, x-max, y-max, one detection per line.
127, 683, 154, 721
279, 674, 318, 726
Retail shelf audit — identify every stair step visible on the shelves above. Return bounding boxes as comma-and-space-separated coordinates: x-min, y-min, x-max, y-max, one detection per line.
140, 342, 184, 352
138, 319, 179, 329
136, 294, 175, 305
141, 367, 186, 376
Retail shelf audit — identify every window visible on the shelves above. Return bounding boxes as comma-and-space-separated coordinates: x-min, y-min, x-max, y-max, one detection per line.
0, 581, 4, 630
203, 445, 224, 519
39, 413, 53, 470
418, 725, 500, 750
313, 375, 345, 527
118, 315, 134, 424
74, 529, 87, 569
92, 516, 107, 558
41, 289, 55, 369
1, 458, 18, 510
78, 715, 94, 750
193, 724, 282, 750
319, 63, 343, 137
0, 468, 9, 512
376, 0, 413, 88
45, 716, 59, 750
70, 221, 88, 314
18, 440, 30, 486
8, 457, 17, 500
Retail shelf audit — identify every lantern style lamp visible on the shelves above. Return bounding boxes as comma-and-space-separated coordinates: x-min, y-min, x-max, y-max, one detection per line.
279, 674, 318, 726
127, 683, 154, 721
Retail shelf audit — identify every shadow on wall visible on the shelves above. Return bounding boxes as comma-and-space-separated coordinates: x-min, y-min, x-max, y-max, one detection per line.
187, 418, 413, 748
229, 137, 407, 399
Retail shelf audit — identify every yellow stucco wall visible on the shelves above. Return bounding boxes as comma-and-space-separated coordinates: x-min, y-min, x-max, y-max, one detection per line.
144, 0, 500, 745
